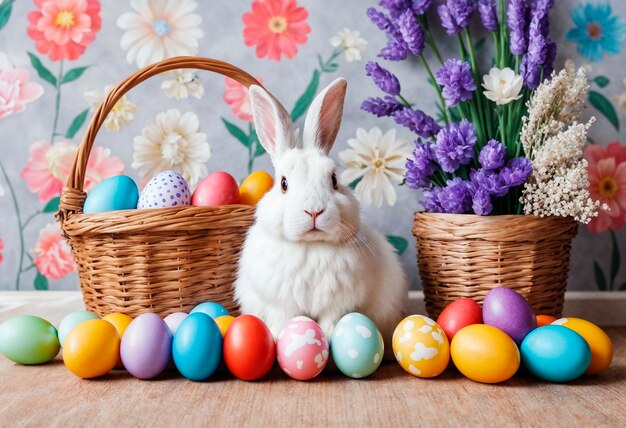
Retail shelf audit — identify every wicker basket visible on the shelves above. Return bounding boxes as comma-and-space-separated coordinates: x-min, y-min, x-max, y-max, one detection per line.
57, 57, 265, 318
412, 212, 578, 319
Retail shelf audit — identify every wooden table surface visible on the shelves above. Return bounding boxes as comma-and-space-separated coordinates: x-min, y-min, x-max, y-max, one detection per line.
0, 292, 624, 427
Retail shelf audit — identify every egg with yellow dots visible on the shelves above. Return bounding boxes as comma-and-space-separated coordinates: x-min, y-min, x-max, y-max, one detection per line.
393, 315, 450, 378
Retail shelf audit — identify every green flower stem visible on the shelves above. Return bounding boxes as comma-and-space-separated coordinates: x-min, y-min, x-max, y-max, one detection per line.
397, 94, 412, 108
247, 123, 255, 174
0, 161, 25, 289
49, 60, 64, 144
22, 210, 42, 229
420, 17, 444, 65
464, 28, 493, 142
419, 54, 449, 124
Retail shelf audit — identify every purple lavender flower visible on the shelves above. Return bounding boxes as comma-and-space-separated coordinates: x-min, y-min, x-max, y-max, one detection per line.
470, 187, 494, 215
367, 8, 395, 34
405, 141, 436, 188
438, 0, 476, 35
411, 0, 433, 15
479, 140, 506, 170
431, 119, 477, 173
393, 107, 441, 138
500, 157, 533, 187
379, 40, 409, 61
379, 0, 412, 18
531, 0, 554, 36
435, 59, 476, 107
422, 187, 444, 213
478, 0, 498, 32
437, 177, 472, 214
521, 13, 556, 89
397, 9, 425, 56
507, 0, 529, 55
471, 168, 509, 196
361, 96, 404, 117
366, 61, 401, 95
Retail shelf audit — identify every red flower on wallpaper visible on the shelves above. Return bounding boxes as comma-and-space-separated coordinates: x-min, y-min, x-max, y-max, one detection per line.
33, 223, 75, 279
223, 76, 264, 122
585, 141, 626, 233
243, 0, 310, 61
27, 0, 102, 61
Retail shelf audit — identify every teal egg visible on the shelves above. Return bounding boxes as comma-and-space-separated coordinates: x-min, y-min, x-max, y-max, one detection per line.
521, 325, 591, 382
58, 311, 99, 346
190, 302, 230, 319
331, 313, 384, 378
173, 313, 222, 381
83, 175, 139, 214
0, 316, 60, 364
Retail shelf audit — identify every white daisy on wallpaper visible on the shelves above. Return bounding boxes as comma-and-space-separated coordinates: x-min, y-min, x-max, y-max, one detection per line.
84, 85, 137, 132
161, 69, 204, 100
117, 0, 204, 69
339, 127, 411, 207
330, 29, 368, 62
132, 109, 210, 187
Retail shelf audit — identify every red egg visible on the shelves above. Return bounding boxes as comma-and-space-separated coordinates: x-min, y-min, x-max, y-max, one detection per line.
437, 298, 483, 341
191, 172, 240, 206
223, 315, 275, 380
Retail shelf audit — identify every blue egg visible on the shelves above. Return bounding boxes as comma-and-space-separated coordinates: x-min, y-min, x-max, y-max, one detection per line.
331, 313, 384, 379
83, 175, 139, 214
172, 313, 222, 381
190, 302, 230, 319
521, 325, 591, 382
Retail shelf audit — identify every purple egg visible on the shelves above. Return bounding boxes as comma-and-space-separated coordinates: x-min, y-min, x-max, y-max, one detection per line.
121, 313, 172, 379
164, 312, 188, 335
482, 287, 537, 346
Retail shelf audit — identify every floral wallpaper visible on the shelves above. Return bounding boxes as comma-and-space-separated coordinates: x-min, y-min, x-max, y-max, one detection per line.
0, 0, 624, 292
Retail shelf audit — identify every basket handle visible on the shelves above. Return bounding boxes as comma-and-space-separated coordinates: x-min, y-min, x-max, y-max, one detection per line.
58, 56, 265, 220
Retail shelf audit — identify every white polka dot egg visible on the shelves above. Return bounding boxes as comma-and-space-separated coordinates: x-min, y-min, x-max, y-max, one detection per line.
276, 317, 329, 381
138, 171, 191, 209
330, 313, 384, 379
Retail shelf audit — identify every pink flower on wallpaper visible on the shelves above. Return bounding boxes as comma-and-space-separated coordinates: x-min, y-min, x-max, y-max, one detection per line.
0, 69, 44, 120
33, 223, 75, 280
0, 238, 4, 265
223, 76, 264, 122
585, 141, 626, 233
243, 0, 310, 61
21, 140, 124, 202
27, 0, 102, 62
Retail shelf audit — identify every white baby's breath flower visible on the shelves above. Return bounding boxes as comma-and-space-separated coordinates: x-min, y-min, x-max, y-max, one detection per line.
330, 29, 368, 62
84, 85, 136, 132
339, 127, 411, 207
132, 109, 210, 187
482, 67, 523, 105
161, 69, 204, 100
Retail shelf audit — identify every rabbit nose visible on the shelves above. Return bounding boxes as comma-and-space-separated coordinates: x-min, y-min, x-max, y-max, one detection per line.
304, 209, 325, 220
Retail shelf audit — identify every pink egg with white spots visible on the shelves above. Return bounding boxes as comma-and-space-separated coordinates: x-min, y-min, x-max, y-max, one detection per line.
138, 171, 191, 209
276, 317, 329, 381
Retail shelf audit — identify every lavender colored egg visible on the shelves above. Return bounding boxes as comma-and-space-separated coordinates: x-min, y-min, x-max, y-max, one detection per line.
121, 313, 172, 379
482, 287, 537, 346
164, 312, 188, 335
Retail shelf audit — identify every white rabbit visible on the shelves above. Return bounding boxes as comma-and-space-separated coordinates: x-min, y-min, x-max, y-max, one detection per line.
234, 78, 407, 350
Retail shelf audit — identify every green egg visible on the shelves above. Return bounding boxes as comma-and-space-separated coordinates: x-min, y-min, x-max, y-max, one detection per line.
0, 316, 60, 364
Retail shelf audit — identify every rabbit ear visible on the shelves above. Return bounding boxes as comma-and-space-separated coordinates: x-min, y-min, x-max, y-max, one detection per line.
303, 78, 347, 154
249, 85, 295, 164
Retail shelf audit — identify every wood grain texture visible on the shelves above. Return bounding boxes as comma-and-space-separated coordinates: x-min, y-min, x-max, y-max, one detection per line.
0, 293, 624, 427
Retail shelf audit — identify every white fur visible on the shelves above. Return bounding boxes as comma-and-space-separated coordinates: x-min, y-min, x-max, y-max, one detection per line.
236, 78, 408, 350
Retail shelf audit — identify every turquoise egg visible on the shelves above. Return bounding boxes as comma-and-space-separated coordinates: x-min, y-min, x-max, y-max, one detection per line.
58, 311, 99, 346
331, 313, 384, 378
83, 175, 139, 214
521, 325, 591, 382
0, 316, 60, 364
173, 313, 222, 381
190, 302, 230, 319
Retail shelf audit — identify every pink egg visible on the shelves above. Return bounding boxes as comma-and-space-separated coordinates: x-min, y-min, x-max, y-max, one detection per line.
191, 172, 240, 206
276, 317, 329, 381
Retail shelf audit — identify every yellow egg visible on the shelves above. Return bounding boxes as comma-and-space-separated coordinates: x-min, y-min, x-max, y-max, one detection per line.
63, 319, 120, 379
215, 315, 235, 337
239, 171, 274, 206
451, 324, 520, 384
102, 313, 133, 368
392, 315, 450, 378
552, 317, 613, 375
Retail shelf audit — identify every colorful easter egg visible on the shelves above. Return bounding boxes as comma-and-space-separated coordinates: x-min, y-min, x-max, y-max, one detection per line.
214, 315, 235, 337
521, 325, 591, 382
102, 313, 133, 368
83, 175, 139, 214
552, 317, 613, 375
58, 311, 99, 346
164, 312, 188, 335
436, 298, 482, 341
239, 171, 274, 205
223, 315, 275, 381
190, 302, 230, 319
451, 324, 520, 384
120, 313, 172, 379
137, 171, 191, 209
192, 171, 240, 206
482, 287, 537, 345
63, 319, 119, 378
393, 315, 449, 378
331, 313, 384, 379
536, 314, 557, 327
277, 317, 329, 381
173, 313, 222, 381
0, 316, 60, 365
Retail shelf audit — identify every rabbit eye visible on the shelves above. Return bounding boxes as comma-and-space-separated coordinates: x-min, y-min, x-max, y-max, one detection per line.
280, 176, 288, 193
331, 173, 338, 190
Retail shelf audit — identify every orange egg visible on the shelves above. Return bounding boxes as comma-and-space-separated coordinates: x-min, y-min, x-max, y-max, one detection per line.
536, 314, 557, 327
63, 319, 120, 379
239, 171, 274, 205
552, 317, 613, 375
102, 313, 133, 368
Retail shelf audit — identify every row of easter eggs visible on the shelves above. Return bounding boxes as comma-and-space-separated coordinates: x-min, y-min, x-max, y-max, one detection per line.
392, 287, 613, 383
83, 170, 274, 214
